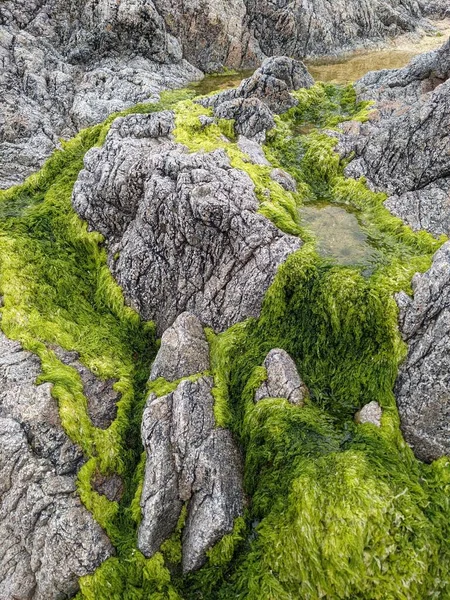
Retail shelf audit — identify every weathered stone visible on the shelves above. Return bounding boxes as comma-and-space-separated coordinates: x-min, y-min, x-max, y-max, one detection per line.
237, 136, 271, 166
51, 346, 120, 429
337, 39, 450, 238
394, 242, 450, 462
255, 348, 308, 406
72, 111, 301, 334
355, 401, 382, 427
92, 473, 124, 503
150, 312, 210, 382
138, 313, 244, 572
0, 331, 113, 600
215, 97, 275, 142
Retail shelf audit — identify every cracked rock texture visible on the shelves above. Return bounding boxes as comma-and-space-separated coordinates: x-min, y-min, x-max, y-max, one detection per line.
395, 243, 450, 462
0, 331, 113, 600
72, 110, 301, 334
337, 38, 450, 238
255, 348, 308, 406
200, 57, 314, 141
1, 0, 444, 189
138, 312, 244, 573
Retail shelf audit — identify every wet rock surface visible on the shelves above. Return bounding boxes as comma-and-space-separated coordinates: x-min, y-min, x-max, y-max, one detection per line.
355, 401, 382, 427
255, 348, 308, 406
0, 331, 113, 600
138, 312, 244, 573
72, 110, 301, 334
395, 243, 450, 462
337, 38, 450, 237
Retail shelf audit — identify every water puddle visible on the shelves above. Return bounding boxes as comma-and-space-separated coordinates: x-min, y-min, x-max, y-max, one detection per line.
300, 204, 381, 274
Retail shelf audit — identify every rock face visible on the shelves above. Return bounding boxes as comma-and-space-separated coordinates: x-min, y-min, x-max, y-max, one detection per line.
72, 109, 301, 334
200, 56, 314, 141
0, 0, 444, 188
255, 348, 308, 406
0, 331, 113, 600
394, 243, 450, 463
337, 38, 450, 237
138, 313, 244, 573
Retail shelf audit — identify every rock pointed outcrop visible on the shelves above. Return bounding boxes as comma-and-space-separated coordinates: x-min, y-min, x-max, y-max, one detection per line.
138, 313, 244, 572
73, 110, 301, 334
255, 348, 308, 406
0, 331, 113, 600
394, 243, 450, 462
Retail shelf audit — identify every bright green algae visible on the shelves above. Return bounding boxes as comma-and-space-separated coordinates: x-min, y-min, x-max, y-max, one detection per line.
0, 82, 449, 599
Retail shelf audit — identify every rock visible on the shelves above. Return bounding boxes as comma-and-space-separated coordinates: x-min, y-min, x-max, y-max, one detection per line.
51, 346, 120, 429
138, 313, 244, 572
394, 242, 450, 462
355, 401, 382, 427
337, 39, 450, 237
255, 349, 308, 406
0, 331, 113, 600
72, 111, 301, 334
215, 97, 275, 143
150, 312, 210, 382
271, 168, 297, 192
199, 56, 313, 143
237, 136, 271, 166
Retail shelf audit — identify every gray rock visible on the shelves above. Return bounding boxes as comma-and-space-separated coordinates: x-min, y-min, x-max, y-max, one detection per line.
92, 473, 124, 503
237, 136, 271, 166
255, 348, 308, 406
271, 168, 297, 192
355, 401, 382, 427
394, 242, 450, 462
72, 111, 301, 334
150, 312, 210, 382
51, 346, 120, 430
337, 39, 450, 237
138, 313, 244, 572
0, 332, 113, 600
215, 97, 275, 143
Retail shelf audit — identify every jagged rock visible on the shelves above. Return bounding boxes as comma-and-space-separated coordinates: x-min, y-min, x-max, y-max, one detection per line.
73, 111, 301, 334
255, 349, 308, 406
51, 346, 120, 429
394, 242, 450, 462
271, 168, 297, 192
199, 56, 313, 143
0, 331, 113, 600
138, 313, 244, 572
355, 401, 382, 427
337, 39, 450, 237
215, 97, 275, 143
150, 312, 210, 382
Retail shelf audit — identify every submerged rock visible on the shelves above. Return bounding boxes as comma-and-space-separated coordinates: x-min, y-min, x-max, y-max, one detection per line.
255, 348, 308, 406
0, 332, 113, 600
337, 38, 450, 238
73, 110, 301, 334
138, 313, 244, 572
395, 243, 450, 462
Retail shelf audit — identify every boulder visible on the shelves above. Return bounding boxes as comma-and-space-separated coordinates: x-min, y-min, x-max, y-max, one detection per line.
0, 331, 113, 600
72, 111, 301, 334
255, 348, 308, 406
138, 313, 244, 572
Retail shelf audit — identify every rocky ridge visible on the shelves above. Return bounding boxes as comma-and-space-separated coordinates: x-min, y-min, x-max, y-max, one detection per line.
0, 330, 113, 600
1, 0, 447, 189
138, 312, 244, 573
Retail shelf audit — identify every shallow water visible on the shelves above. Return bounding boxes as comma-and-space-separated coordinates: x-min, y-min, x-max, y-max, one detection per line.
300, 204, 381, 274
